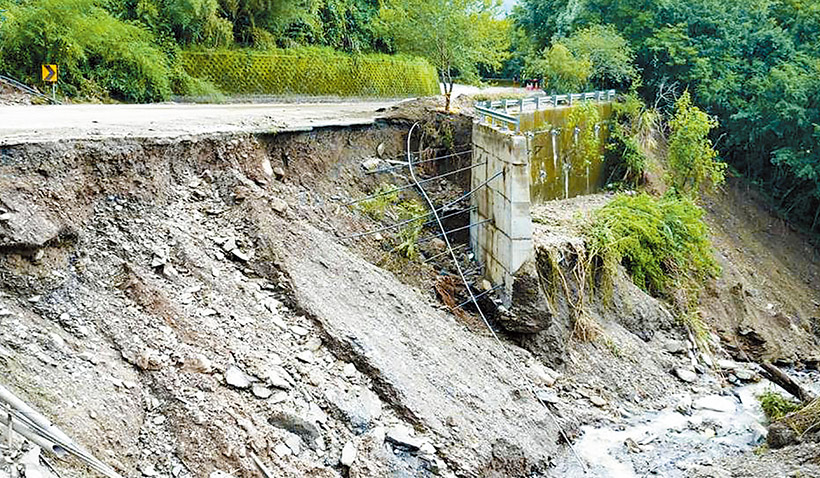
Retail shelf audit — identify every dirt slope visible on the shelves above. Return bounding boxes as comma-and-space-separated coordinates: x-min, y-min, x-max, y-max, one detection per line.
0, 127, 563, 478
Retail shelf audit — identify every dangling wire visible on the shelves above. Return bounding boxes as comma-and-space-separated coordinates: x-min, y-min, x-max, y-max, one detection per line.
405, 122, 588, 474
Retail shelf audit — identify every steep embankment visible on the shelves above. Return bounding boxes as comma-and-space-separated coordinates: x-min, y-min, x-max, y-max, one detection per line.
0, 125, 566, 478
2, 105, 819, 478
523, 184, 820, 477
701, 179, 820, 363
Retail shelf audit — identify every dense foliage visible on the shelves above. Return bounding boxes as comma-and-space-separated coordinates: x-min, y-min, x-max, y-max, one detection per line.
519, 21, 636, 92
667, 91, 725, 196
376, 0, 509, 110
1, 0, 496, 101
0, 0, 172, 101
586, 193, 720, 299
512, 0, 820, 232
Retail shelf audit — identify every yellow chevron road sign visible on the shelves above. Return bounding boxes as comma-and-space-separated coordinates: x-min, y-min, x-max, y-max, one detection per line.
41, 64, 58, 83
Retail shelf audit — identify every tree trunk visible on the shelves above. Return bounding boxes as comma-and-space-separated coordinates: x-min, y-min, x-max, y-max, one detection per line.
759, 362, 816, 403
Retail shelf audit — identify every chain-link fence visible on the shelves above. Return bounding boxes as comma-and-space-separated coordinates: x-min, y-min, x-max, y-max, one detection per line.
180, 50, 439, 98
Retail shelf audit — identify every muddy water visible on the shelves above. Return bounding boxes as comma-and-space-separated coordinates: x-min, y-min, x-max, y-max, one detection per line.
554, 373, 820, 477
521, 103, 613, 204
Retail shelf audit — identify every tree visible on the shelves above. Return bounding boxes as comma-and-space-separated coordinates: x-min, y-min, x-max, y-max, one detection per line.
667, 91, 725, 196
377, 0, 510, 111
564, 24, 637, 89
526, 43, 590, 92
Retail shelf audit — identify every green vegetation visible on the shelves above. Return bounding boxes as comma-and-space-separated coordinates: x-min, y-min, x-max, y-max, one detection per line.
586, 193, 720, 297
781, 398, 820, 435
394, 200, 426, 259
520, 23, 636, 92
356, 183, 426, 259
605, 93, 660, 187
759, 390, 802, 421
565, 100, 602, 168
0, 0, 507, 101
356, 183, 400, 220
376, 0, 510, 110
510, 0, 820, 233
0, 0, 172, 101
667, 91, 726, 196
584, 192, 720, 348
527, 43, 591, 93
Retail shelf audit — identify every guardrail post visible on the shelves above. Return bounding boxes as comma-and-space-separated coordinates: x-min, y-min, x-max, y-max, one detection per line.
535, 96, 541, 110
568, 94, 573, 106
553, 94, 558, 107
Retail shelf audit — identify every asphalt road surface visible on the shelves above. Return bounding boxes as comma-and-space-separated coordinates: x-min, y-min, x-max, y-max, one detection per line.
0, 101, 398, 145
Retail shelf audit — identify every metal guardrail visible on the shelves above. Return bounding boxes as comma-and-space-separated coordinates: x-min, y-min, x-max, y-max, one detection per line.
0, 73, 61, 104
475, 89, 616, 132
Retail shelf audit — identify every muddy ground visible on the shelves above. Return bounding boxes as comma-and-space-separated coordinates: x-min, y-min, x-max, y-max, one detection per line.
0, 99, 818, 478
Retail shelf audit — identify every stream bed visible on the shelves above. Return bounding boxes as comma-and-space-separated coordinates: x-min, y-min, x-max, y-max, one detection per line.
554, 371, 820, 477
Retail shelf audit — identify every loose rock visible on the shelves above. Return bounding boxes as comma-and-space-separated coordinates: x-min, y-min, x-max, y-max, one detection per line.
664, 340, 689, 354
225, 365, 252, 389
295, 351, 314, 364
271, 198, 289, 214
285, 436, 302, 456
674, 368, 698, 383
252, 384, 272, 399
386, 425, 423, 451
340, 441, 357, 466
590, 395, 607, 407
182, 354, 213, 374
693, 395, 736, 413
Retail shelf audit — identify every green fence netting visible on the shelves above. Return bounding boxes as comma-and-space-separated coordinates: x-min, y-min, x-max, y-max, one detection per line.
179, 49, 439, 98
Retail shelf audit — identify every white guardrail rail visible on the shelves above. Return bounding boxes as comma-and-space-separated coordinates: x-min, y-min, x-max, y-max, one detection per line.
475, 89, 616, 132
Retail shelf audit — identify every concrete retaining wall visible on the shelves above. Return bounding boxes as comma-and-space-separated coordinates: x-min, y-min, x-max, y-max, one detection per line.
470, 122, 533, 305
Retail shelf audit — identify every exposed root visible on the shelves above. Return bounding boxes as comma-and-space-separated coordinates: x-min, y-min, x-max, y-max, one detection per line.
434, 275, 468, 320
535, 244, 603, 342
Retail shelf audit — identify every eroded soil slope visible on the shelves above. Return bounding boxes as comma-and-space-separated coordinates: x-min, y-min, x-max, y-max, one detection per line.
0, 127, 564, 478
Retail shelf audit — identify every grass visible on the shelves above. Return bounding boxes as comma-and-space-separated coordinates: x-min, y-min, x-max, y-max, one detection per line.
759, 390, 802, 421
357, 183, 400, 220
357, 183, 426, 259
782, 398, 820, 435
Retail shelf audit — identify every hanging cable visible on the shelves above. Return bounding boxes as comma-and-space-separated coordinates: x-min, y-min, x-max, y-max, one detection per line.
344, 161, 487, 207
405, 123, 588, 474
367, 149, 473, 175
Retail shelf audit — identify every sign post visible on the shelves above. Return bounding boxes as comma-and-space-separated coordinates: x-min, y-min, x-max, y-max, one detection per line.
41, 64, 57, 102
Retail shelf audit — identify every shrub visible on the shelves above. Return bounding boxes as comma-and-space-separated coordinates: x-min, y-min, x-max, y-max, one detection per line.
759, 391, 802, 421
606, 124, 648, 187
0, 0, 171, 102
586, 192, 720, 297
394, 200, 426, 259
667, 91, 726, 196
357, 183, 400, 220
606, 93, 660, 187
169, 63, 223, 99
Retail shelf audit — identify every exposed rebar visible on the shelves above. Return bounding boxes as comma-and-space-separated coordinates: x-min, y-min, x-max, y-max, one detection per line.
345, 161, 487, 207
367, 149, 472, 175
